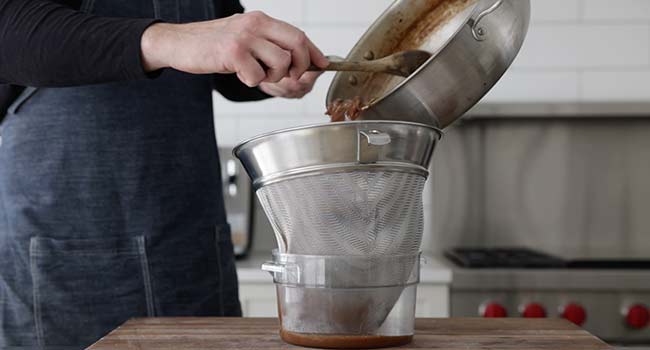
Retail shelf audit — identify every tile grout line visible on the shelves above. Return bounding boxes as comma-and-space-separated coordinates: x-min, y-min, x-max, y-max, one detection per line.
576, 70, 584, 102
577, 0, 585, 23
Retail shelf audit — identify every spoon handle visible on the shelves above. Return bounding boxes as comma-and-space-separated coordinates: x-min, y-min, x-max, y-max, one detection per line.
307, 55, 408, 77
308, 61, 389, 73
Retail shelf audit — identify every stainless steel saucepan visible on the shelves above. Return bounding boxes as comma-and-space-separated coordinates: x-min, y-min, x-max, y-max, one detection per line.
326, 0, 530, 129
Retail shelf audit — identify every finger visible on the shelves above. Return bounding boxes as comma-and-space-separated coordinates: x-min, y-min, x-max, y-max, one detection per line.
306, 39, 329, 69
288, 36, 311, 80
260, 79, 304, 99
235, 54, 267, 87
257, 19, 312, 79
259, 82, 285, 97
250, 39, 292, 83
298, 70, 323, 86
285, 78, 313, 98
290, 71, 322, 95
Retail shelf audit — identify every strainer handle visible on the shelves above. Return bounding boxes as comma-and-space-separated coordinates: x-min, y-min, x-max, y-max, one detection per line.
261, 261, 285, 274
261, 261, 300, 283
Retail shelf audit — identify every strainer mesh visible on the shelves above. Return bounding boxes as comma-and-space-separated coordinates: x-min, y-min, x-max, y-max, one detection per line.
256, 170, 425, 256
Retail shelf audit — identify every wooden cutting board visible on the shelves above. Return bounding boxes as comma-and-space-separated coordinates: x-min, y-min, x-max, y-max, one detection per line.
87, 317, 612, 350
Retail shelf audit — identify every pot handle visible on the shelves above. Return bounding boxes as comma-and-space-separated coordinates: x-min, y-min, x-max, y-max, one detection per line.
470, 0, 504, 41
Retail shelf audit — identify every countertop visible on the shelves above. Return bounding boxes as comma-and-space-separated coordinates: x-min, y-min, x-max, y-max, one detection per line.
88, 317, 612, 350
236, 253, 453, 284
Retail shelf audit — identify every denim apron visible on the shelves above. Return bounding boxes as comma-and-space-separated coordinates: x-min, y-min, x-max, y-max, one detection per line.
0, 0, 240, 347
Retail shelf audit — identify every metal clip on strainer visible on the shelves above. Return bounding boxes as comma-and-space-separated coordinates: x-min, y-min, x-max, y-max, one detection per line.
358, 129, 391, 164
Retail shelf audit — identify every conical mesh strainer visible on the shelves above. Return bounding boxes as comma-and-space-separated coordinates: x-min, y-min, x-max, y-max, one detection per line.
257, 170, 425, 256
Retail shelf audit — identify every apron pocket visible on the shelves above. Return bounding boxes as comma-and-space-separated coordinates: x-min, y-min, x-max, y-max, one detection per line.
29, 235, 154, 347
7, 87, 39, 115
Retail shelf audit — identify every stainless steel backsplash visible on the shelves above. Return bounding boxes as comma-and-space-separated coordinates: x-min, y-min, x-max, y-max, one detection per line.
426, 118, 650, 258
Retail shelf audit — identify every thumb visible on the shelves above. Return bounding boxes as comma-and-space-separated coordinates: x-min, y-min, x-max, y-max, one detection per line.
298, 70, 323, 84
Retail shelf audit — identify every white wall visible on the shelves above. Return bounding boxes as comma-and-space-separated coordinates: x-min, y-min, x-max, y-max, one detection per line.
214, 0, 650, 147
488, 0, 650, 104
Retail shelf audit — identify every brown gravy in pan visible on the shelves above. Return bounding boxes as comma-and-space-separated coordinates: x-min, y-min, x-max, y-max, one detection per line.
324, 0, 475, 123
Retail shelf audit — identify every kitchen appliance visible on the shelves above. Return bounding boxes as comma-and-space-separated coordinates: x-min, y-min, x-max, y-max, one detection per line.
234, 121, 440, 347
445, 247, 650, 347
218, 147, 253, 258
422, 116, 650, 349
446, 247, 566, 268
327, 0, 530, 128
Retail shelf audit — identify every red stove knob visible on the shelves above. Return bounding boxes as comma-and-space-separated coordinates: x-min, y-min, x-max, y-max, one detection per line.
624, 304, 649, 329
561, 303, 587, 326
481, 302, 508, 318
521, 303, 547, 318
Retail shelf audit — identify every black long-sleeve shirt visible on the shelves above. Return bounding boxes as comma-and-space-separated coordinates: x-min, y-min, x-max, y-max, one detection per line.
0, 0, 270, 118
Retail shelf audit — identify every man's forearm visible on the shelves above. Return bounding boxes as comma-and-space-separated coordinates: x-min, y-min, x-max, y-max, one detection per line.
140, 22, 176, 72
0, 0, 157, 87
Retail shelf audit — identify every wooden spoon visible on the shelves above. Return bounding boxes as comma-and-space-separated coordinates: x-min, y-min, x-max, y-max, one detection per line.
308, 50, 432, 77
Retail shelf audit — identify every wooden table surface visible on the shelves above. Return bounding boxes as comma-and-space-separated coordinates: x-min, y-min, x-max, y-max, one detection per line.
87, 317, 612, 350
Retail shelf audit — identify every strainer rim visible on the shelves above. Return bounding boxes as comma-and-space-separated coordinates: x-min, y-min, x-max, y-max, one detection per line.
270, 248, 422, 260
232, 120, 443, 158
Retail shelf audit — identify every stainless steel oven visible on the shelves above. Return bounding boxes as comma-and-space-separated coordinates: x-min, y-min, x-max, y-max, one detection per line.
427, 116, 650, 347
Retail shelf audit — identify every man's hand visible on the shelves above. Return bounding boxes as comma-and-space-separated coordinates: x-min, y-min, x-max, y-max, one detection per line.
258, 71, 322, 98
141, 11, 328, 93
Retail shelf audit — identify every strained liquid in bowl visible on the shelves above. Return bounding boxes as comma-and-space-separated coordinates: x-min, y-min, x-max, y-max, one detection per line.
280, 330, 412, 349
266, 252, 420, 348
275, 281, 419, 348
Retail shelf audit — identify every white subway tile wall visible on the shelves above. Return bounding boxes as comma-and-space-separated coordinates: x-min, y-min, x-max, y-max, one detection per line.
530, 0, 580, 22
583, 0, 650, 21
582, 70, 650, 101
303, 0, 393, 24
214, 0, 650, 146
514, 24, 650, 69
